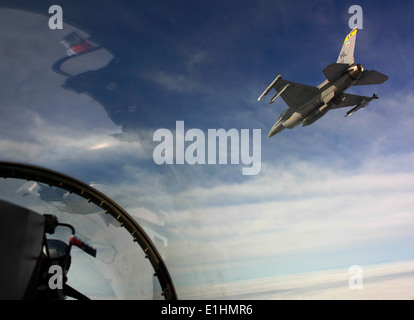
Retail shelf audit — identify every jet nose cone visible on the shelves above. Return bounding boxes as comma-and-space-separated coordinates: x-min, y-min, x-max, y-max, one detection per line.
267, 130, 276, 138
268, 123, 284, 138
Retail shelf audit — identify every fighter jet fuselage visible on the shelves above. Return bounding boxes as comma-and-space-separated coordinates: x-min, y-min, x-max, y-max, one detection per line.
259, 28, 388, 137
280, 64, 363, 127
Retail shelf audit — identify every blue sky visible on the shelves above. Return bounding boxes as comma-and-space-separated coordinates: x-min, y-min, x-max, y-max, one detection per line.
1, 0, 414, 298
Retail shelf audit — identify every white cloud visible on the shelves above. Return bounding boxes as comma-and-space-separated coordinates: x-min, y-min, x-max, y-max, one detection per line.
164, 151, 414, 292
179, 260, 414, 299
142, 50, 211, 94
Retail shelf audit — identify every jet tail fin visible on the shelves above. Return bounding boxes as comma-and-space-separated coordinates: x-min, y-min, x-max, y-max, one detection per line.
353, 70, 389, 86
337, 28, 357, 64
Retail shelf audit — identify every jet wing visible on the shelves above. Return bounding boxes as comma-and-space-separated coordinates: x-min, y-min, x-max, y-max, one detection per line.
258, 75, 318, 110
275, 80, 318, 109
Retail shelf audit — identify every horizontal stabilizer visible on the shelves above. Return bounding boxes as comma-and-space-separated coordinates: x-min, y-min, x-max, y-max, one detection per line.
323, 63, 349, 82
353, 70, 389, 86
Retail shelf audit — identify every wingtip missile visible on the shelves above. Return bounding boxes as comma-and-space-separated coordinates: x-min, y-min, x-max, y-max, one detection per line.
258, 74, 281, 101
257, 92, 266, 102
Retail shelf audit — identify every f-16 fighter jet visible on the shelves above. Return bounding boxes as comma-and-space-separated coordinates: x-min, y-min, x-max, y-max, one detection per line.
258, 28, 388, 137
